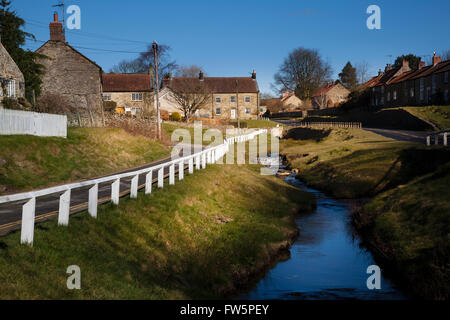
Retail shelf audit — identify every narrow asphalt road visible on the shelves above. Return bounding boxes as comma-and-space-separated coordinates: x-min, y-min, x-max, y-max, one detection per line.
0, 145, 203, 237
272, 119, 430, 144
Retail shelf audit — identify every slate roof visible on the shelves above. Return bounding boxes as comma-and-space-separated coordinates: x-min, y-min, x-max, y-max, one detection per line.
162, 77, 259, 93
102, 73, 153, 92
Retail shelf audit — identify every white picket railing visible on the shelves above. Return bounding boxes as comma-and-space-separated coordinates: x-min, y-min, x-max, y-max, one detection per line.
0, 129, 267, 245
298, 121, 362, 129
0, 108, 67, 138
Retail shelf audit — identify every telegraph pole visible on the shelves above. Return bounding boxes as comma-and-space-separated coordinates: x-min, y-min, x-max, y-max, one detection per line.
153, 40, 161, 140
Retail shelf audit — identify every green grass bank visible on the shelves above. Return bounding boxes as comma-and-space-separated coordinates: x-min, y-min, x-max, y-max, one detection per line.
280, 126, 450, 299
0, 161, 315, 299
0, 127, 170, 195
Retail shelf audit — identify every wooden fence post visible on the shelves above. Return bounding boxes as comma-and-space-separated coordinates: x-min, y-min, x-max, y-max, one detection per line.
130, 175, 139, 199
20, 197, 36, 245
58, 189, 71, 226
145, 171, 153, 194
88, 183, 98, 218
111, 178, 120, 205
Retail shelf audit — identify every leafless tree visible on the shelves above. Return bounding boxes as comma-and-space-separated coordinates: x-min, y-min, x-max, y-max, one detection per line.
355, 61, 370, 86
109, 59, 146, 73
312, 92, 328, 110
139, 44, 178, 87
441, 50, 450, 61
167, 79, 212, 121
175, 65, 205, 78
274, 47, 332, 101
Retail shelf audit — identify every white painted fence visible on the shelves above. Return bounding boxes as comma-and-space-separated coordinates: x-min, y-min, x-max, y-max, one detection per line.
0, 109, 67, 138
298, 122, 362, 129
426, 129, 449, 146
0, 129, 266, 245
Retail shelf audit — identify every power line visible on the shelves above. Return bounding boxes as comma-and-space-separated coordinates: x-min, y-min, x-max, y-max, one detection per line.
24, 18, 151, 45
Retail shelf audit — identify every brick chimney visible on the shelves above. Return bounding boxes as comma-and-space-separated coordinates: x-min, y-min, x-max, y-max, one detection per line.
49, 12, 65, 42
385, 64, 392, 72
418, 61, 426, 70
432, 52, 442, 66
199, 70, 204, 81
251, 69, 256, 80
282, 91, 290, 99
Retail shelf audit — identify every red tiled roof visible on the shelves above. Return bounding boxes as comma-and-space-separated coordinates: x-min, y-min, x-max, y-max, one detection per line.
162, 77, 259, 93
312, 84, 336, 97
102, 73, 152, 92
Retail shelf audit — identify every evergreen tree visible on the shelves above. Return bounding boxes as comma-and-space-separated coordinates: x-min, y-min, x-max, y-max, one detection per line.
338, 62, 357, 90
0, 0, 45, 103
393, 54, 421, 70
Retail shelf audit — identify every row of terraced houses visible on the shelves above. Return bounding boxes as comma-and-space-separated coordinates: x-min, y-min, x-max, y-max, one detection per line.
363, 53, 450, 107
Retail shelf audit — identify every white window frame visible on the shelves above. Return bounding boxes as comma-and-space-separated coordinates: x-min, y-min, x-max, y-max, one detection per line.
131, 93, 143, 101
103, 93, 112, 101
393, 90, 397, 100
245, 107, 251, 114
215, 97, 221, 104
245, 96, 251, 103
215, 107, 221, 115
230, 96, 236, 103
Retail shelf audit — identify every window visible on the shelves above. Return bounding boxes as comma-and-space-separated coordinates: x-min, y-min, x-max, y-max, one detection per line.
132, 93, 143, 101
103, 93, 111, 101
245, 108, 251, 114
245, 96, 250, 103
230, 96, 236, 103
410, 87, 414, 97
7, 79, 15, 97
387, 91, 391, 102
215, 107, 221, 115
420, 78, 424, 100
393, 90, 397, 100
426, 87, 431, 103
444, 89, 448, 102
215, 97, 221, 103
445, 72, 449, 84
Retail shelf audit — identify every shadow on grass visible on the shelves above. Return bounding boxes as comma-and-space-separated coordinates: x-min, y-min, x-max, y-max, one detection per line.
284, 127, 331, 142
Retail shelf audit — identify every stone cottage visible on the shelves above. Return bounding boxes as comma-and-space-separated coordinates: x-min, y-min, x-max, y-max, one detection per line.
35, 13, 103, 120
0, 41, 25, 106
312, 82, 350, 109
280, 91, 303, 109
102, 73, 154, 116
160, 70, 261, 120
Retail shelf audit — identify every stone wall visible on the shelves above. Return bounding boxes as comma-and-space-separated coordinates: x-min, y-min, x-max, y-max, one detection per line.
36, 41, 102, 114
0, 42, 25, 102
210, 93, 259, 120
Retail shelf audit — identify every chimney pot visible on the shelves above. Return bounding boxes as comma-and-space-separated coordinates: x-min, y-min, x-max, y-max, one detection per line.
432, 52, 441, 66
49, 12, 65, 42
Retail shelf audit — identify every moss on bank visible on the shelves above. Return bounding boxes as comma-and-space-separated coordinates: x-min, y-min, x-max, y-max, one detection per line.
0, 163, 315, 299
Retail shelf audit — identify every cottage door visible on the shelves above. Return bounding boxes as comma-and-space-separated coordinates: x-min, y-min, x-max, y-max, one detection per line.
230, 109, 236, 119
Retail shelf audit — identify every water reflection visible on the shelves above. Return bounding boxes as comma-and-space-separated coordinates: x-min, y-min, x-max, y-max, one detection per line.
239, 175, 407, 300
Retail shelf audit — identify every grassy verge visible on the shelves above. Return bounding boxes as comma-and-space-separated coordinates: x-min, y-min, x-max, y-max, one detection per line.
0, 128, 170, 195
281, 126, 450, 299
0, 161, 315, 299
359, 162, 450, 299
281, 127, 416, 198
401, 106, 450, 130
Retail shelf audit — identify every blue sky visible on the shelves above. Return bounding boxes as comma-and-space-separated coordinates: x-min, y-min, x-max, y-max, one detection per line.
11, 0, 450, 95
